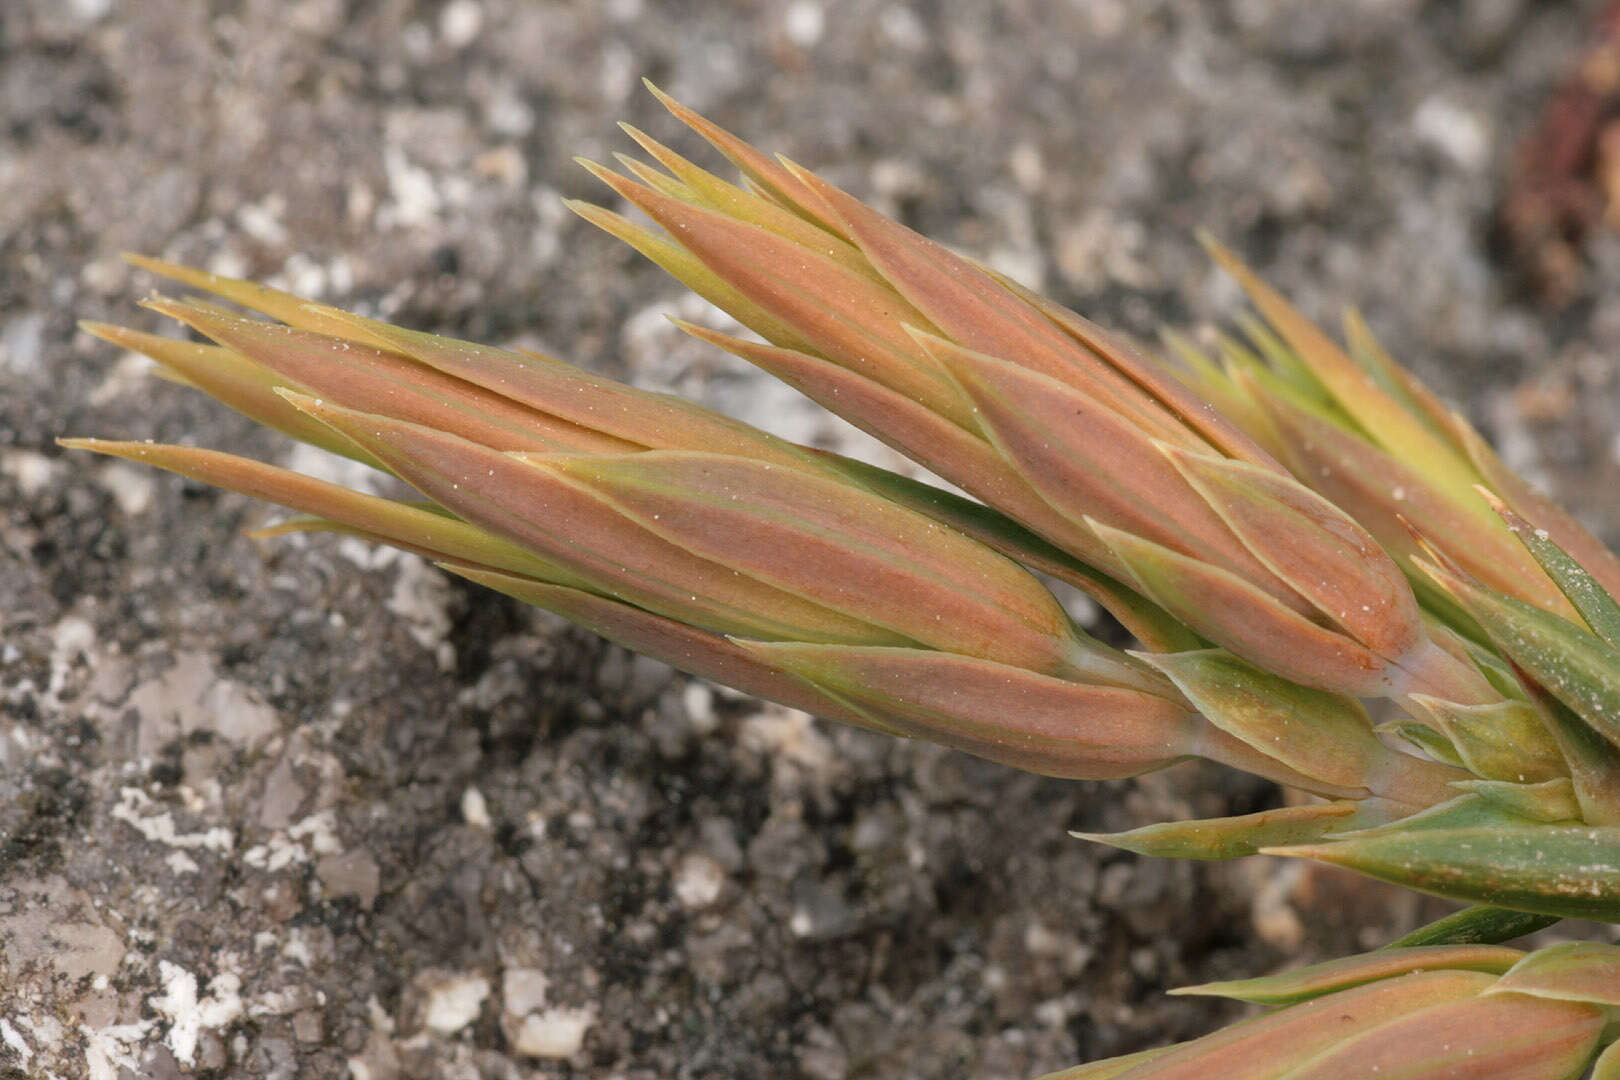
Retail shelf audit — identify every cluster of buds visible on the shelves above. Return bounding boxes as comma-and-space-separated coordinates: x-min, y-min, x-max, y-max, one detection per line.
68, 87, 1620, 1073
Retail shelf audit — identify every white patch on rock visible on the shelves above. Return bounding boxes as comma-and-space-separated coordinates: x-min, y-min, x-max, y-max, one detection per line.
128, 650, 279, 755
460, 786, 491, 829
673, 852, 725, 910
386, 555, 454, 656
1, 311, 45, 375
88, 348, 156, 407
420, 972, 490, 1035
380, 146, 443, 230
149, 963, 244, 1066
47, 615, 96, 701
439, 0, 483, 47
81, 1021, 152, 1080
740, 705, 835, 779
111, 787, 234, 854
165, 850, 201, 875
511, 1006, 595, 1059
97, 461, 156, 517
2, 448, 64, 498
783, 1, 824, 47
500, 968, 550, 1019
0, 1017, 31, 1064
1413, 95, 1489, 171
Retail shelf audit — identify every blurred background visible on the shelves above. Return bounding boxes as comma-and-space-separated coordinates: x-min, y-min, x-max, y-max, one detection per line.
5, 1, 1620, 1077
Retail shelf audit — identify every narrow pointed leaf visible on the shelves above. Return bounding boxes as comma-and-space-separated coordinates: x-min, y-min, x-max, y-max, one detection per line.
1094, 522, 1387, 696
673, 320, 1118, 566
1202, 235, 1488, 504
929, 337, 1293, 594
1485, 486, 1620, 647
1035, 1047, 1176, 1080
805, 448, 1202, 652
1171, 944, 1523, 1006
1423, 561, 1620, 750
735, 642, 1203, 780
1385, 906, 1561, 948
1450, 779, 1582, 823
532, 450, 1093, 676
788, 163, 1210, 453
1275, 992, 1604, 1080
1093, 971, 1496, 1080
441, 566, 887, 733
1331, 792, 1550, 837
282, 394, 898, 645
1140, 649, 1463, 804
1247, 384, 1570, 619
564, 199, 817, 352
1381, 721, 1465, 768
988, 271, 1286, 470
644, 80, 848, 236
1159, 328, 1273, 447
615, 123, 879, 280
145, 297, 633, 455
1340, 307, 1454, 442
736, 642, 1363, 796
1070, 800, 1367, 861
1164, 446, 1422, 658
1266, 826, 1620, 921
1449, 411, 1620, 603
580, 160, 971, 424
56, 440, 577, 585
1408, 695, 1568, 784
1489, 942, 1620, 1006
1520, 684, 1620, 826
80, 321, 388, 470
309, 304, 822, 470
122, 253, 380, 340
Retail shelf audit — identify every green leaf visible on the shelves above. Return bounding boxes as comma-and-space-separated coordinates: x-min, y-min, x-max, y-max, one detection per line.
1379, 721, 1464, 769
1487, 941, 1620, 1007
1170, 944, 1523, 1006
1383, 906, 1560, 948
1449, 779, 1581, 823
1593, 1038, 1620, 1080
1485, 487, 1620, 647
1522, 685, 1620, 826
1070, 801, 1367, 861
1407, 695, 1568, 784
1422, 560, 1620, 751
1266, 825, 1620, 922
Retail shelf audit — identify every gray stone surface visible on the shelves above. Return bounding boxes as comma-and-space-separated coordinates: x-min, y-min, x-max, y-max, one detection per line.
4, 0, 1619, 1077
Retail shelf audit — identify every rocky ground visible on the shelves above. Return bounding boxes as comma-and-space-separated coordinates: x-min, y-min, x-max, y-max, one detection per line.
5, 1, 1620, 1077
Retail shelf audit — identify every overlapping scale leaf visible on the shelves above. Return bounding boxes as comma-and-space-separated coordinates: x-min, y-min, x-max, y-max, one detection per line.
1169, 944, 1524, 1006
1266, 823, 1620, 921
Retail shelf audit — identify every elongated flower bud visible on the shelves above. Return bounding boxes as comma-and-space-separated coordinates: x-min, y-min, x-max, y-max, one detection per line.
578, 96, 1506, 707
